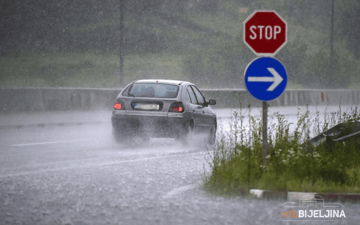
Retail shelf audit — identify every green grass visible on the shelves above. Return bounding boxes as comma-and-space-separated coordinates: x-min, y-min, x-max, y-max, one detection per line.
205, 105, 360, 195
187, 12, 243, 37
0, 52, 185, 88
2, 1, 360, 89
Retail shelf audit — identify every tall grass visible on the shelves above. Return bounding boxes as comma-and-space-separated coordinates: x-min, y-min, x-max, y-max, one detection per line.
205, 105, 360, 194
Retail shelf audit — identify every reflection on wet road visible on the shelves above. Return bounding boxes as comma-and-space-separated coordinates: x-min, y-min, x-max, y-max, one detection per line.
0, 109, 359, 224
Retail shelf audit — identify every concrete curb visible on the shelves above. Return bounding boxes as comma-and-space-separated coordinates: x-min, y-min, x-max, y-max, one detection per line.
249, 189, 360, 203
0, 105, 352, 130
1, 87, 360, 112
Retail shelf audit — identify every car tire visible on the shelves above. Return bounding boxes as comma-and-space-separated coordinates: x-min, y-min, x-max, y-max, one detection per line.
179, 120, 194, 146
142, 134, 150, 143
112, 128, 127, 144
207, 123, 216, 145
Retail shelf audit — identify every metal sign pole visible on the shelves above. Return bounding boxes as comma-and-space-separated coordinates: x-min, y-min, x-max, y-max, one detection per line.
119, 0, 125, 86
243, 11, 287, 166
262, 101, 268, 166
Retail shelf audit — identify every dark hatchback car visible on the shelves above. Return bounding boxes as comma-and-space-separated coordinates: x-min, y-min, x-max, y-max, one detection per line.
111, 79, 217, 144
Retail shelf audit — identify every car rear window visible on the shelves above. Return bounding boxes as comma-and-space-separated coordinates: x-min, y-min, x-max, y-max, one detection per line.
127, 83, 179, 98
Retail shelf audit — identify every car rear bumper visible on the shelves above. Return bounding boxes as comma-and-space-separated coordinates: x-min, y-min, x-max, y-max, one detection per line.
111, 112, 186, 138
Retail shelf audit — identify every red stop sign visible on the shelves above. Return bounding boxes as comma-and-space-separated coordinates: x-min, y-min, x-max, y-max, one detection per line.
243, 10, 287, 56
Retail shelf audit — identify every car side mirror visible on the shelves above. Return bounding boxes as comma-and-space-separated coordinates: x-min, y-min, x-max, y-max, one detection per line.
207, 99, 216, 105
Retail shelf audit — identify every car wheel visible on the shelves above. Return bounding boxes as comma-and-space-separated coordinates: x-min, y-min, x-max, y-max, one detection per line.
142, 134, 150, 143
112, 128, 128, 144
179, 120, 194, 146
207, 123, 216, 145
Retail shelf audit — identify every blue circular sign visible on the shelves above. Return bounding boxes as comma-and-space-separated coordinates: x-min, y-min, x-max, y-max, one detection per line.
244, 57, 287, 101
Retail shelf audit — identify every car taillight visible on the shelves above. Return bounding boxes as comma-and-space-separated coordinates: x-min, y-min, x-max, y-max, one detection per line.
169, 102, 184, 113
114, 101, 125, 110
172, 106, 183, 112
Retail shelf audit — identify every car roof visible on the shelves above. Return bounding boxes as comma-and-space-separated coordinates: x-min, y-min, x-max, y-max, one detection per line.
133, 79, 190, 85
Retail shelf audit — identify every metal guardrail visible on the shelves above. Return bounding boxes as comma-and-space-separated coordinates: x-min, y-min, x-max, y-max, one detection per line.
333, 130, 360, 142
1, 87, 360, 112
308, 122, 360, 150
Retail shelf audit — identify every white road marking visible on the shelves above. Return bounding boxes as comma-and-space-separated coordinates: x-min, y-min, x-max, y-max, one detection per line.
0, 151, 210, 179
9, 139, 90, 147
163, 183, 202, 199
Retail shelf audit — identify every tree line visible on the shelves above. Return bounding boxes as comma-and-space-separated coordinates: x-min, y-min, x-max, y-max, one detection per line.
1, 0, 359, 88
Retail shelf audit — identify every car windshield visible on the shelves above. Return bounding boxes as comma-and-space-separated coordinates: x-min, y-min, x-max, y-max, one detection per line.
128, 83, 179, 98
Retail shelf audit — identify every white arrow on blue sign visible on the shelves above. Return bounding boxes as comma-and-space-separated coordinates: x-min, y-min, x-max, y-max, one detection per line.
244, 57, 287, 101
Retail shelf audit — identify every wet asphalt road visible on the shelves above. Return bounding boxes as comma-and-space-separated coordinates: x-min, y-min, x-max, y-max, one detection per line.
0, 117, 360, 224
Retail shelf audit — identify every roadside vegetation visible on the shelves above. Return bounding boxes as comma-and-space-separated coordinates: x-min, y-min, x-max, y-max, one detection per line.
0, 52, 184, 88
1, 1, 360, 88
205, 105, 360, 195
